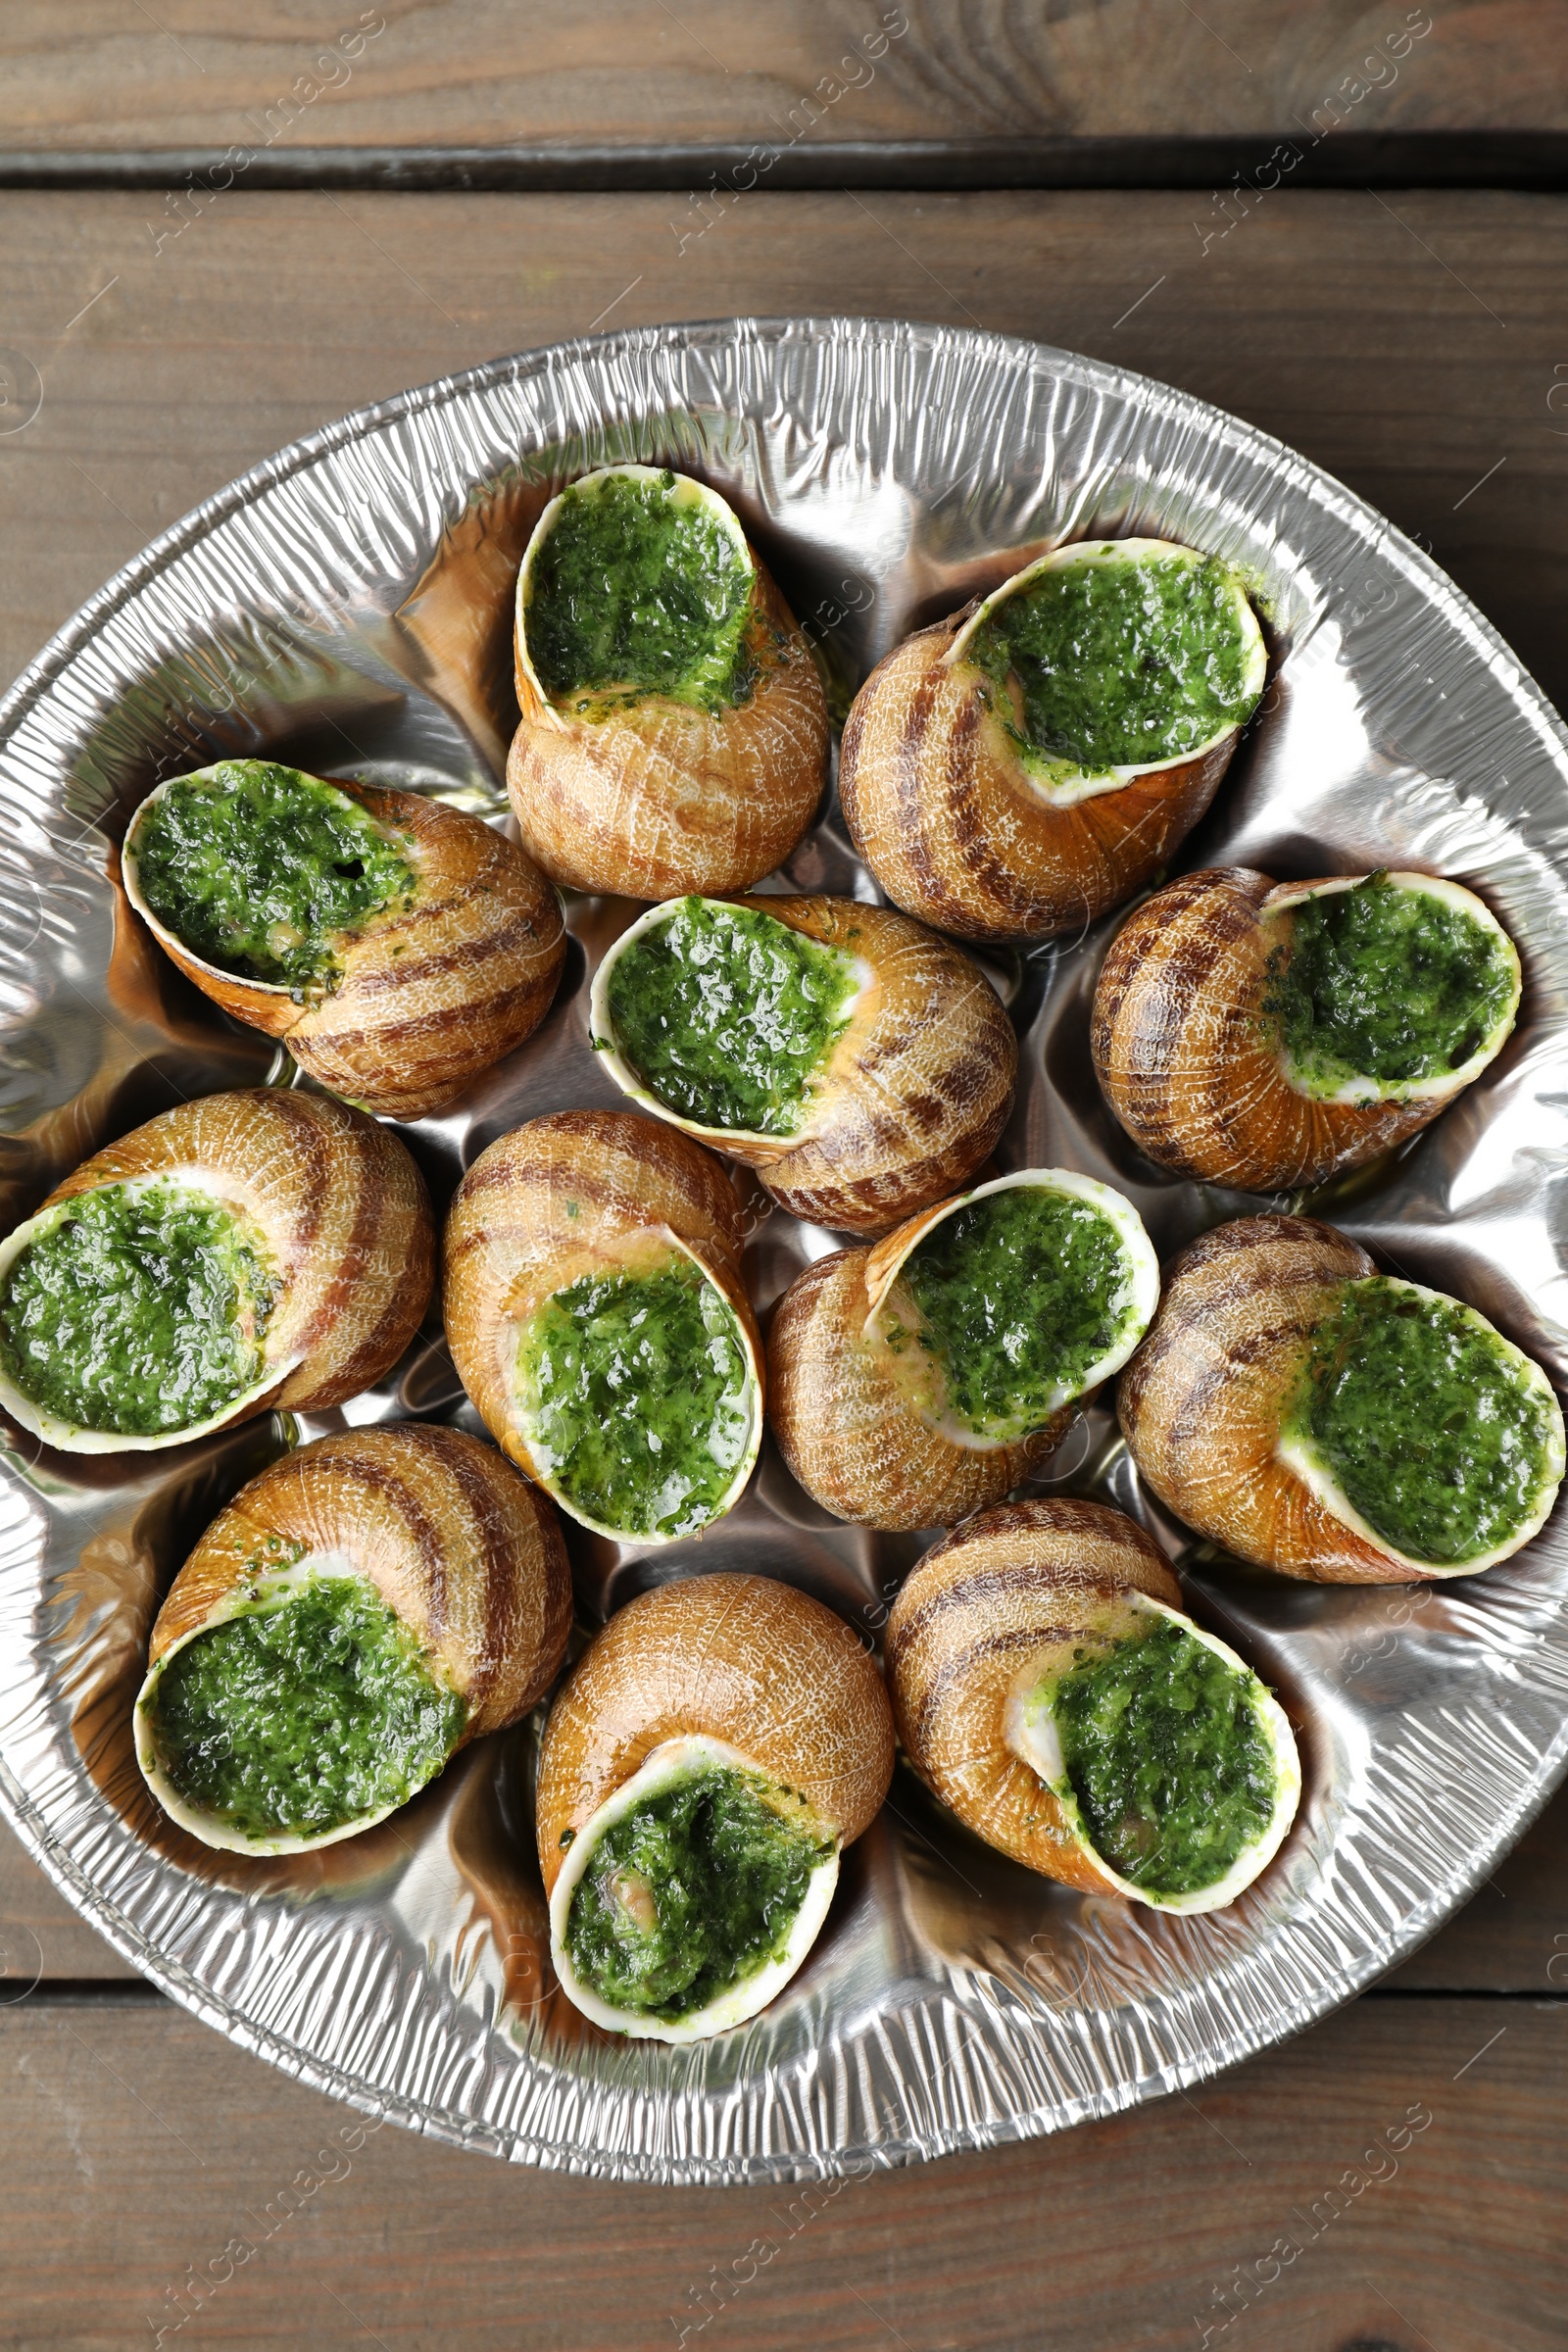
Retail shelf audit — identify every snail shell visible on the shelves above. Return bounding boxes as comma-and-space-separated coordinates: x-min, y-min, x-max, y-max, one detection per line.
1118, 1213, 1564, 1583
1092, 868, 1522, 1192
123, 764, 566, 1121
537, 1571, 895, 2039
839, 539, 1266, 947
0, 1090, 432, 1453
767, 1169, 1159, 1531
590, 893, 1018, 1237
886, 1498, 1299, 1912
135, 1424, 571, 1854
507, 466, 829, 899
444, 1108, 763, 1541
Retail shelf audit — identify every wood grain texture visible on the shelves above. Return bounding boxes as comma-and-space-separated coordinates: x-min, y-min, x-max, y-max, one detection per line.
0, 1993, 1558, 2347
1, 189, 1564, 727
1, 2, 1565, 149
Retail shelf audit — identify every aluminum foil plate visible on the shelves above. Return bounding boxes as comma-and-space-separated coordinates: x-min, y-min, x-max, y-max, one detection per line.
2, 318, 1565, 2186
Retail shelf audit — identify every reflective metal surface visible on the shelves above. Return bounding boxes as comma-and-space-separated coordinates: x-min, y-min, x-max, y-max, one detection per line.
1, 318, 1565, 2184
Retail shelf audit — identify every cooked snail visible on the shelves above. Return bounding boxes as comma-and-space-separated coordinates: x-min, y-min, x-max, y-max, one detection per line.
887, 1499, 1299, 1913
768, 1168, 1158, 1530
123, 758, 566, 1120
507, 466, 829, 899
134, 1424, 570, 1854
444, 1109, 763, 1544
589, 892, 1017, 1236
536, 1572, 894, 2039
0, 1090, 431, 1453
1093, 867, 1522, 1193
840, 538, 1267, 945
1120, 1214, 1565, 1584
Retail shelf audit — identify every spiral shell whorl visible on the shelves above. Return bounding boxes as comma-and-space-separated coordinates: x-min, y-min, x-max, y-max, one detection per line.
148, 1424, 571, 1740
766, 1248, 1067, 1531
1117, 1213, 1408, 1584
535, 1573, 895, 1893
886, 1499, 1182, 1888
508, 564, 829, 900
839, 615, 1237, 946
751, 898, 1018, 1236
1092, 868, 1453, 1190
444, 1108, 755, 1486
282, 786, 565, 1120
44, 1089, 432, 1414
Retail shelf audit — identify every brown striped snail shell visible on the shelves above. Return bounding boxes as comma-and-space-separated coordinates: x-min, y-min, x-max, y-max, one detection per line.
767, 1169, 1159, 1532
443, 1108, 763, 1542
122, 764, 566, 1121
1118, 1213, 1564, 1584
536, 1571, 894, 2039
886, 1499, 1299, 1912
507, 466, 829, 900
134, 1424, 571, 1854
0, 1090, 432, 1454
590, 894, 1018, 1237
839, 539, 1266, 946
1092, 867, 1522, 1192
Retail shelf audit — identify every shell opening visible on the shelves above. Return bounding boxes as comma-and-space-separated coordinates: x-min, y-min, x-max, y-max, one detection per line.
945, 537, 1267, 806
549, 1733, 841, 2043
863, 1169, 1160, 1451
134, 1553, 466, 1857
0, 1168, 301, 1456
1260, 871, 1522, 1107
1277, 1274, 1565, 1578
1004, 1592, 1301, 1915
516, 466, 757, 717
122, 760, 419, 1001
511, 1233, 762, 1545
588, 895, 873, 1154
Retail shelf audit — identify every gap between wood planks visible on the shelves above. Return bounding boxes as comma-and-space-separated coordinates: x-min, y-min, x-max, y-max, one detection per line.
0, 130, 1565, 192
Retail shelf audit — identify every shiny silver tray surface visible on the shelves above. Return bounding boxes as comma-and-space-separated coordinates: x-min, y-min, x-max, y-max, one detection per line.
1, 318, 1565, 2185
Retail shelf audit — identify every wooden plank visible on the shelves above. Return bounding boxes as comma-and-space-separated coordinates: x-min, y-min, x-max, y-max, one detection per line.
2, 188, 1565, 714
1, 2, 1564, 152
0, 1992, 1558, 2348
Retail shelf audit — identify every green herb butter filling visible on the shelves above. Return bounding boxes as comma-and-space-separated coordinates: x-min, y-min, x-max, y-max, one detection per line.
144, 1570, 466, 1842
966, 549, 1263, 778
517, 1254, 755, 1538
0, 1179, 276, 1438
564, 1764, 834, 2022
1264, 874, 1518, 1096
1285, 1278, 1560, 1565
603, 898, 859, 1136
1051, 1617, 1278, 1897
131, 760, 416, 994
892, 1186, 1140, 1442
525, 469, 756, 713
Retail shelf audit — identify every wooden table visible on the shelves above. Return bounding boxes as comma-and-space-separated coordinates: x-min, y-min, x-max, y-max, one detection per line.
3, 11, 1566, 2346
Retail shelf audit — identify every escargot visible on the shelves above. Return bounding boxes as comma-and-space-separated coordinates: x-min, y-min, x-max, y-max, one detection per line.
135, 1424, 570, 1854
507, 466, 830, 899
444, 1109, 763, 1544
840, 538, 1267, 945
768, 1168, 1158, 1530
589, 892, 1017, 1236
122, 759, 566, 1120
536, 1572, 894, 2039
888, 1500, 1299, 1911
1093, 867, 1522, 1193
0, 1090, 431, 1453
1120, 1214, 1565, 1584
